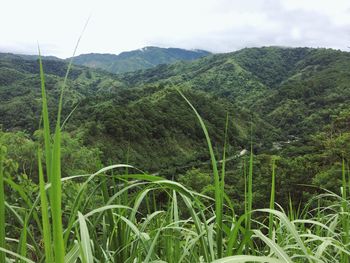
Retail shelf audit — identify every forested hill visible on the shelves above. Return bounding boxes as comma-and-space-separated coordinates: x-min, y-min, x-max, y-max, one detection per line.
0, 49, 276, 173
70, 46, 211, 74
1, 46, 350, 149
1, 46, 350, 207
0, 53, 126, 131
121, 46, 350, 137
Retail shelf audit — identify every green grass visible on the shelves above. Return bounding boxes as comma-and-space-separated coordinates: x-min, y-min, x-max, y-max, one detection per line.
39, 48, 65, 262
0, 50, 349, 263
269, 157, 276, 239
0, 146, 6, 263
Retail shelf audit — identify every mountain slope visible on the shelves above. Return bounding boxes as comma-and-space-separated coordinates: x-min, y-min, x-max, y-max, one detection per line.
121, 47, 350, 137
72, 87, 277, 172
252, 48, 350, 137
0, 51, 274, 173
1, 46, 350, 174
2, 46, 350, 207
121, 53, 270, 105
71, 46, 210, 74
232, 46, 313, 88
0, 53, 126, 131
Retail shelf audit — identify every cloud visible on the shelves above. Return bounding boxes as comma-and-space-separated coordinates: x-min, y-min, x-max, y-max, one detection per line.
150, 0, 350, 53
0, 0, 349, 57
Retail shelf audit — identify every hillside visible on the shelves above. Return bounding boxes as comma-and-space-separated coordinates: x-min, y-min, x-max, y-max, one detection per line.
70, 86, 278, 172
121, 47, 350, 137
116, 46, 350, 199
3, 0, 350, 260
0, 51, 272, 175
71, 46, 210, 73
0, 53, 126, 131
1, 46, 350, 203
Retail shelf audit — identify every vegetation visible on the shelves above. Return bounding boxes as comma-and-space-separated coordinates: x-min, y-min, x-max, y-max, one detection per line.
71, 47, 210, 74
0, 46, 349, 261
2, 46, 349, 207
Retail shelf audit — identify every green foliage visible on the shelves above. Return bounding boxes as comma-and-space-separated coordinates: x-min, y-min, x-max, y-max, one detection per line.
233, 46, 312, 88
0, 146, 6, 262
2, 46, 350, 209
0, 130, 101, 180
1, 46, 350, 261
0, 54, 126, 132
71, 46, 210, 74
178, 168, 212, 192
73, 87, 268, 173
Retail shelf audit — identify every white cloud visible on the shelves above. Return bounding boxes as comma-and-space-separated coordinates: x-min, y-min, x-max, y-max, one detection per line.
0, 0, 349, 58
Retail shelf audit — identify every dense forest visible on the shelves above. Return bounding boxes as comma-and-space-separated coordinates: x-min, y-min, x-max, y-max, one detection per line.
0, 46, 349, 262
1, 47, 349, 205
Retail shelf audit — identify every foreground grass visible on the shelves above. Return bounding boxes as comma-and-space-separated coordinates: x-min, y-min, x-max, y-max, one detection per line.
0, 55, 349, 263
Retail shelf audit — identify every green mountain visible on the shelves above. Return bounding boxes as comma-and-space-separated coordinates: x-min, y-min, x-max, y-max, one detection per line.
0, 52, 61, 61
1, 46, 350, 207
121, 46, 350, 137
0, 52, 127, 131
117, 46, 350, 202
70, 46, 211, 73
0, 51, 267, 175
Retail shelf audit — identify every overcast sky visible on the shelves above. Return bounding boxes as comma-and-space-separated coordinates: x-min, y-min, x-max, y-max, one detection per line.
1, 0, 350, 58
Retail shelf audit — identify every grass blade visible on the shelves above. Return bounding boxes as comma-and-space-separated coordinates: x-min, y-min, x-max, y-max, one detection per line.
246, 143, 253, 232
38, 150, 52, 262
221, 113, 229, 205
38, 47, 52, 182
0, 247, 35, 263
253, 230, 292, 262
78, 212, 94, 263
269, 157, 276, 239
0, 146, 6, 263
212, 255, 284, 263
177, 89, 223, 259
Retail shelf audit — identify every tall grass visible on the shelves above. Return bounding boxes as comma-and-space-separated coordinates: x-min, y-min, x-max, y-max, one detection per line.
0, 50, 349, 262
178, 89, 224, 259
341, 158, 349, 263
0, 146, 6, 263
39, 48, 65, 262
269, 157, 276, 239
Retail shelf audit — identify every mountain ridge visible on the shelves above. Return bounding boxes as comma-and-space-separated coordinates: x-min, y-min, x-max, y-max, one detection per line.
70, 46, 211, 74
1, 46, 350, 174
1, 45, 350, 206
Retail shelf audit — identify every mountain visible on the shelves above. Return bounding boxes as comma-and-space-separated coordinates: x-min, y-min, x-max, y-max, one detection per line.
0, 52, 126, 131
2, 46, 349, 149
121, 46, 350, 137
2, 46, 350, 155
0, 50, 266, 174
70, 46, 211, 74
0, 52, 61, 61
1, 46, 350, 206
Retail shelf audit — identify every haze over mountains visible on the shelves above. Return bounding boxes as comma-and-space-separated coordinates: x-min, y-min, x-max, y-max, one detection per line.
70, 46, 211, 74
0, 46, 211, 73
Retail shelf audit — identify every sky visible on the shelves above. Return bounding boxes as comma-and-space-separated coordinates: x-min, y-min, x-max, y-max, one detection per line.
1, 0, 350, 58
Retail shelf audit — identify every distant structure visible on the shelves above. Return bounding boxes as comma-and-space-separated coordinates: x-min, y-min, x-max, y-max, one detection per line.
239, 149, 248, 156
